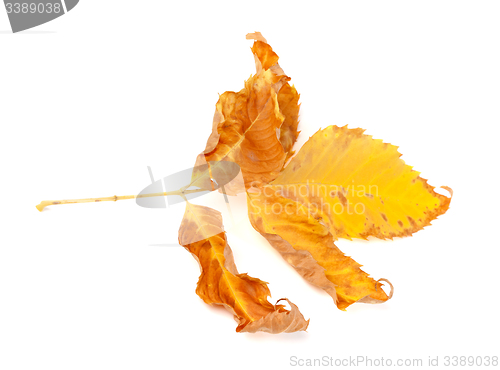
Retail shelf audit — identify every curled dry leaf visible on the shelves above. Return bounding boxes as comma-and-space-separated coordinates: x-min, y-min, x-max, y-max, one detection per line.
247, 188, 391, 310
191, 32, 300, 194
240, 298, 309, 334
178, 202, 309, 333
248, 32, 301, 163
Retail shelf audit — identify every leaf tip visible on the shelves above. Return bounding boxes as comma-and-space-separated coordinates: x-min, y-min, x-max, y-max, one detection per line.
440, 185, 453, 198
246, 32, 267, 43
376, 278, 394, 300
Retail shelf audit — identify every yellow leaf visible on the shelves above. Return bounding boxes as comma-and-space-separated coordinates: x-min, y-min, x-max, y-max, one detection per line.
267, 125, 452, 240
178, 202, 309, 333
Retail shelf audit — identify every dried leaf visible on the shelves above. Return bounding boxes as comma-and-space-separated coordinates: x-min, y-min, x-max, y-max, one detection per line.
178, 202, 309, 333
191, 33, 300, 194
191, 69, 286, 191
246, 124, 450, 309
247, 32, 301, 162
267, 125, 452, 240
247, 189, 391, 310
239, 298, 309, 333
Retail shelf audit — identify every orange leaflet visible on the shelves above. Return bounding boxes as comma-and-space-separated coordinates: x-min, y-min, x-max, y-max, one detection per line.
191, 32, 300, 194
178, 202, 309, 333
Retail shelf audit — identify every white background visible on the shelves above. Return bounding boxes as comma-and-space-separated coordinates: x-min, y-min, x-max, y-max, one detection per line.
1, 1, 499, 369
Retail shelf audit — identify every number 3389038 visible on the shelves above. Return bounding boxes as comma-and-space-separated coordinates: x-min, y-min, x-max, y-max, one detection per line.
5, 3, 62, 14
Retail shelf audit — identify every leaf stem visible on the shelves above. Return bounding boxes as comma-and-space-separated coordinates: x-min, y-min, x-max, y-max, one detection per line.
36, 188, 205, 212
